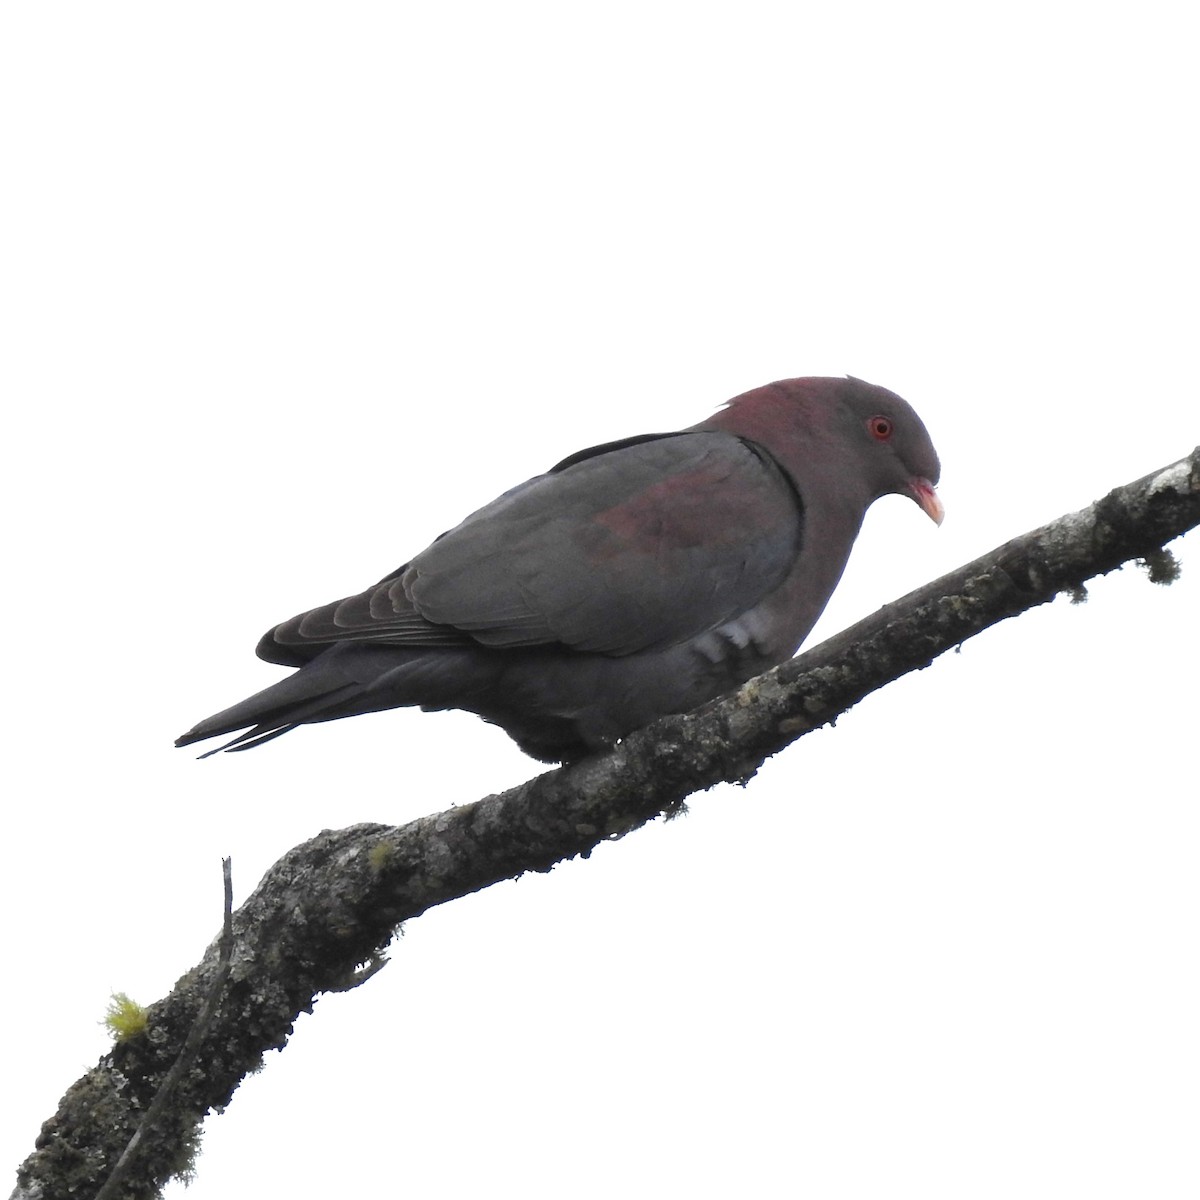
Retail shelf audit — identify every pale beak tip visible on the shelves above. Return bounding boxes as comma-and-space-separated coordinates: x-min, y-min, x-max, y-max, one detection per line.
912, 478, 944, 526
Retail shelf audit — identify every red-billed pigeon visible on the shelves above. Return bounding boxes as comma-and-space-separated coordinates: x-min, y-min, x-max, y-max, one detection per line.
176, 376, 942, 762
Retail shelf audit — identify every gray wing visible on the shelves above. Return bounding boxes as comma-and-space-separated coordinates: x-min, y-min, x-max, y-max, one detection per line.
261, 431, 804, 664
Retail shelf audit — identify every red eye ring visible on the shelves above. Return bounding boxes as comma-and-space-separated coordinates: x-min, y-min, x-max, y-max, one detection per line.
868, 415, 894, 441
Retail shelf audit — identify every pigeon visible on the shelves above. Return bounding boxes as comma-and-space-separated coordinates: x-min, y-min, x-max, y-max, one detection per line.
177, 376, 942, 762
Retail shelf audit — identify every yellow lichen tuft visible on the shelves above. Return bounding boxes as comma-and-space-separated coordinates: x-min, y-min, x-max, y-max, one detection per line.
103, 992, 148, 1041
368, 841, 393, 872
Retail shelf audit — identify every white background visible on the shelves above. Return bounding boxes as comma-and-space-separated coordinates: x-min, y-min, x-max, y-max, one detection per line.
3, 4, 1197, 1197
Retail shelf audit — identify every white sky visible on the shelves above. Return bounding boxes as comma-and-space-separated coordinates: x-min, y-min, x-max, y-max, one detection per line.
3, 4, 1197, 1198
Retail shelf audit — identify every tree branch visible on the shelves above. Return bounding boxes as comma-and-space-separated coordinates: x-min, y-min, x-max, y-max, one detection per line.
13, 447, 1200, 1200
92, 861, 234, 1200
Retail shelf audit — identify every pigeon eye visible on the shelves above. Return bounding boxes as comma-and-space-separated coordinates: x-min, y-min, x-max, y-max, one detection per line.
868, 416, 894, 441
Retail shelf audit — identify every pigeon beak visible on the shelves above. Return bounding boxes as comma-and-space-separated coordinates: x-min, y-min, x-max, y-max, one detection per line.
909, 477, 945, 526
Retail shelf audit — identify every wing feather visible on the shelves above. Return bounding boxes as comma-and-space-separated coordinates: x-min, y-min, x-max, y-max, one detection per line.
260, 431, 803, 663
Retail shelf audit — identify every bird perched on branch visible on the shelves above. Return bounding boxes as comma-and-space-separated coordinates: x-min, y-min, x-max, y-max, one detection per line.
177, 376, 942, 762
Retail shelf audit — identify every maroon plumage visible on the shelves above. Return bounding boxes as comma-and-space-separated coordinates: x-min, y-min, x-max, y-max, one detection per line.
176, 376, 942, 762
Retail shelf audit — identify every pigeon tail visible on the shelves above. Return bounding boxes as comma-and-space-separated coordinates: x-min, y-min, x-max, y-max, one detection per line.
175, 669, 362, 753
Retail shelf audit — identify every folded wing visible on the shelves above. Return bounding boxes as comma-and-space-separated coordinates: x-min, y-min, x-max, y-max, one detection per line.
261, 431, 805, 665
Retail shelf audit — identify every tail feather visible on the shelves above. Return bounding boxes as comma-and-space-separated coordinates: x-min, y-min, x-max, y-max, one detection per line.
197, 723, 302, 758
175, 656, 370, 753
175, 643, 493, 755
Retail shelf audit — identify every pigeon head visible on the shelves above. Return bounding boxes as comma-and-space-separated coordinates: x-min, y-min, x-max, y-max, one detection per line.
701, 375, 943, 525
833, 376, 943, 523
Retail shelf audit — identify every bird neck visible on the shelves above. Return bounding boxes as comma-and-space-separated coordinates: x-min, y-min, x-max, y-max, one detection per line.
695, 386, 874, 518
